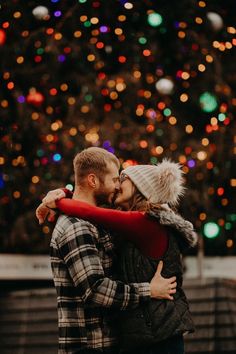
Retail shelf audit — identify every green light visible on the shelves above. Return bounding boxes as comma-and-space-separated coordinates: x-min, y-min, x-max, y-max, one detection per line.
199, 92, 218, 113
37, 48, 44, 55
37, 149, 44, 157
147, 13, 163, 27
156, 129, 163, 136
139, 37, 147, 45
225, 222, 232, 230
229, 214, 236, 222
160, 27, 167, 34
84, 21, 91, 27
85, 94, 93, 102
45, 173, 52, 180
218, 113, 226, 121
213, 167, 219, 174
203, 222, 220, 239
150, 157, 158, 164
163, 108, 171, 117
65, 184, 74, 191
79, 0, 87, 3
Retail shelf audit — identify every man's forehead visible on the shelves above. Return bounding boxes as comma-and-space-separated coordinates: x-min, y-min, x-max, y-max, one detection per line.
107, 161, 119, 176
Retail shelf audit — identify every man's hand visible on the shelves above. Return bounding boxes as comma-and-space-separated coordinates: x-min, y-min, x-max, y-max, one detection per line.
150, 261, 177, 300
36, 203, 57, 225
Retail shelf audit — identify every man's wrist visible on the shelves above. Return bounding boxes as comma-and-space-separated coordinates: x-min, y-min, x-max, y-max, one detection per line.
132, 282, 151, 302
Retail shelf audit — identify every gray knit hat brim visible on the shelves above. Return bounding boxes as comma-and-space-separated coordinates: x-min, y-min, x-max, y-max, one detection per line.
122, 159, 185, 206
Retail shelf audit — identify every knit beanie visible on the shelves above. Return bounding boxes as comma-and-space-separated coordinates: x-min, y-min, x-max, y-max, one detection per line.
122, 159, 185, 206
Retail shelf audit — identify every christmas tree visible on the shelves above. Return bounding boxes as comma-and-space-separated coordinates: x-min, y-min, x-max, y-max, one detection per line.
0, 0, 235, 254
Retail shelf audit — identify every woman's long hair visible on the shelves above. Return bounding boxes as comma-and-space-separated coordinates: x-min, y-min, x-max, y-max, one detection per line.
129, 186, 163, 213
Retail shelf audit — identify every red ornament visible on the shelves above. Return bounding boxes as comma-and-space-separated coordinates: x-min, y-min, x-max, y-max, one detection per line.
0, 29, 6, 45
26, 88, 44, 106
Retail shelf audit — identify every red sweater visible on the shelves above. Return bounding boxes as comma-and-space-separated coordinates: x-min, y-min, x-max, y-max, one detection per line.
56, 199, 168, 258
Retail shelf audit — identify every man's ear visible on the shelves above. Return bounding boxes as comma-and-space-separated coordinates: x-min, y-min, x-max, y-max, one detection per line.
87, 173, 99, 188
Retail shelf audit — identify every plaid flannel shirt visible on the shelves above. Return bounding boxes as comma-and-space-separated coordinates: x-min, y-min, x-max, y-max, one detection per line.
50, 215, 150, 353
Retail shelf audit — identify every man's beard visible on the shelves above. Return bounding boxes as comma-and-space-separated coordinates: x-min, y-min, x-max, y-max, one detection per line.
94, 186, 114, 206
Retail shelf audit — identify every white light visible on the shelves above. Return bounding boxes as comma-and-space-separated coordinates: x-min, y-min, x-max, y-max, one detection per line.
124, 2, 133, 10
32, 6, 49, 20
155, 78, 174, 95
207, 12, 223, 31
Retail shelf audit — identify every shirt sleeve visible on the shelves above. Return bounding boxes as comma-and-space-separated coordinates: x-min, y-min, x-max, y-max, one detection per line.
62, 188, 73, 198
56, 199, 168, 258
56, 220, 150, 309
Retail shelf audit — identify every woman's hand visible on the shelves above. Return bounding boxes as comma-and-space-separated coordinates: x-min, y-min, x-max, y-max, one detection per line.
36, 203, 56, 224
150, 261, 177, 300
42, 188, 66, 208
36, 188, 66, 224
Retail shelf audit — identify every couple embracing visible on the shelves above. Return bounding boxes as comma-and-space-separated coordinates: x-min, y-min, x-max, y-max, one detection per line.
36, 147, 197, 354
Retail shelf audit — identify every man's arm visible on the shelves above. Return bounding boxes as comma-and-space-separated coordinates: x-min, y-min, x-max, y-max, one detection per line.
56, 220, 176, 309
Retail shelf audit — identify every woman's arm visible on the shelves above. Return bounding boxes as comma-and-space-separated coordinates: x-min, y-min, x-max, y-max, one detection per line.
56, 199, 168, 258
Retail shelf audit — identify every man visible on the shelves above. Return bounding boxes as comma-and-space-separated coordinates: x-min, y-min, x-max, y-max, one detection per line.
36, 147, 177, 354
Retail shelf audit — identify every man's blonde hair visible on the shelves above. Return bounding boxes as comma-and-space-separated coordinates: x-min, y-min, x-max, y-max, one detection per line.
73, 147, 120, 186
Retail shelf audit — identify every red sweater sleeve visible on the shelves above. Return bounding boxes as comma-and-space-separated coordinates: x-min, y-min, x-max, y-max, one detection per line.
56, 199, 168, 258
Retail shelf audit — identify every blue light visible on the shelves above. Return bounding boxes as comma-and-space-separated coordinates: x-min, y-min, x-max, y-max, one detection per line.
58, 54, 66, 62
53, 153, 62, 162
173, 21, 180, 29
0, 174, 4, 189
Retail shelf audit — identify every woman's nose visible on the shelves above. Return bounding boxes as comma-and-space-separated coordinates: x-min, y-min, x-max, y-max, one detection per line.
115, 181, 120, 191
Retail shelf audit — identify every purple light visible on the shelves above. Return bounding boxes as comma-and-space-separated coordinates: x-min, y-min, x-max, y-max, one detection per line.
17, 95, 25, 103
100, 26, 109, 33
51, 0, 60, 3
149, 110, 156, 119
173, 21, 180, 29
58, 54, 66, 62
187, 159, 196, 168
54, 10, 62, 17
107, 147, 115, 154
119, 142, 127, 149
103, 140, 111, 148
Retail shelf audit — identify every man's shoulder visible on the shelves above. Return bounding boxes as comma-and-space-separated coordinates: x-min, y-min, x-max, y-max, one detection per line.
57, 214, 96, 227
52, 215, 99, 243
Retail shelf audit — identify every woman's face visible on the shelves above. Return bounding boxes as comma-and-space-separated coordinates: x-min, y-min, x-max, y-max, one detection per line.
114, 174, 135, 210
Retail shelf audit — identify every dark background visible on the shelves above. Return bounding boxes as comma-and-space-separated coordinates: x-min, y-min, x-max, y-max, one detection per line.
0, 0, 235, 255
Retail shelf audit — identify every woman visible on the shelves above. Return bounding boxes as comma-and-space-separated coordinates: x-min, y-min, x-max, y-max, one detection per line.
37, 160, 197, 354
